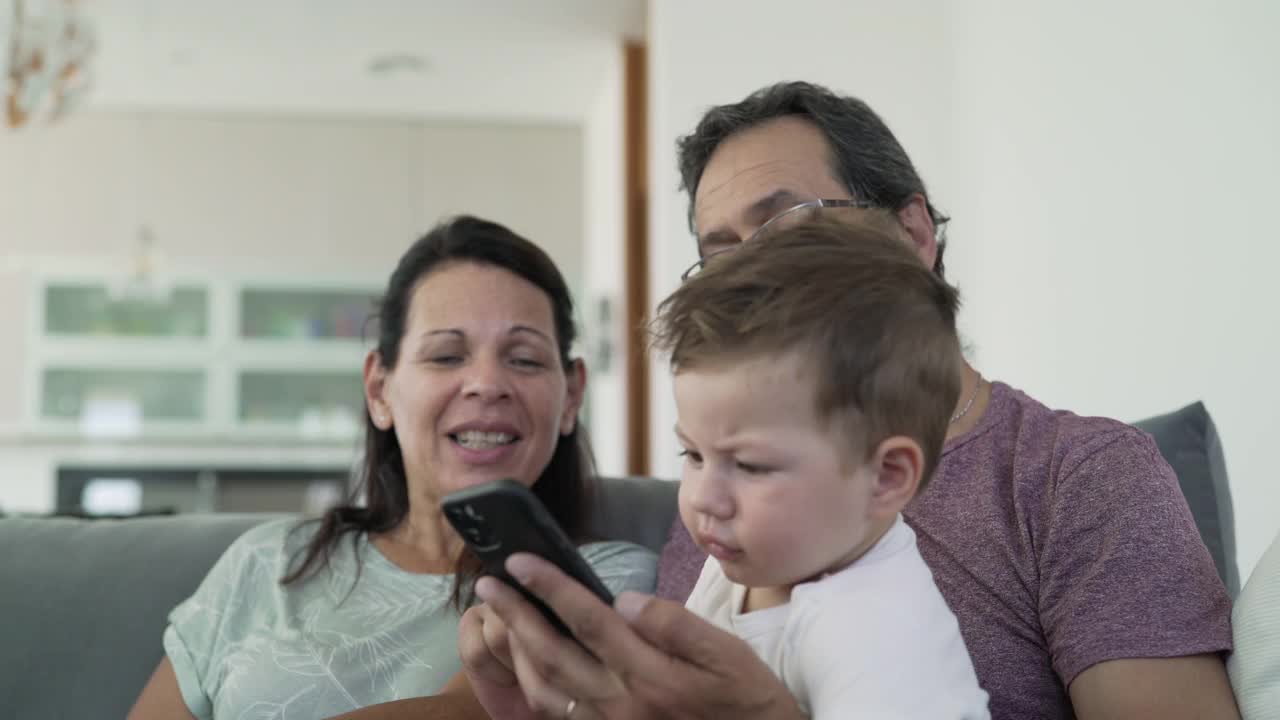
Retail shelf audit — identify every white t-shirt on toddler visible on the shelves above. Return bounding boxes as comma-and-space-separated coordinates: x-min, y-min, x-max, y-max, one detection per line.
684, 515, 990, 719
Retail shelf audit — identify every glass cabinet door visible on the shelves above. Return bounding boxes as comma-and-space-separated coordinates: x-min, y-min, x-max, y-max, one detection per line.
41, 368, 206, 430
238, 370, 364, 436
239, 288, 377, 341
44, 283, 209, 338
30, 279, 379, 442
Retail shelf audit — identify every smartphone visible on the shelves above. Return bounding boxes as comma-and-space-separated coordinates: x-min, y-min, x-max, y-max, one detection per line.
442, 478, 614, 638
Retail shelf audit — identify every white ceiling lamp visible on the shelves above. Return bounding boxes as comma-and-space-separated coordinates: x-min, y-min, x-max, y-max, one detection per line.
3, 0, 96, 129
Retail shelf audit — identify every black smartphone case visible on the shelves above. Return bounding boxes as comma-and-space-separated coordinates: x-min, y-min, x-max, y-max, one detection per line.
442, 479, 614, 637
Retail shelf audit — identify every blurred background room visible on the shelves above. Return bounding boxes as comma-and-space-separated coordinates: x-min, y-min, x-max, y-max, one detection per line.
0, 0, 642, 517
2, 0, 1277, 586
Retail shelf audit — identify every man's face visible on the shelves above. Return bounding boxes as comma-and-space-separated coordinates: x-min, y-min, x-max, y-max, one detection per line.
692, 115, 934, 267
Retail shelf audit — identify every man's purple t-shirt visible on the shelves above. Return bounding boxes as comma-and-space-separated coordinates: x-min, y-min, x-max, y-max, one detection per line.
655, 381, 1232, 719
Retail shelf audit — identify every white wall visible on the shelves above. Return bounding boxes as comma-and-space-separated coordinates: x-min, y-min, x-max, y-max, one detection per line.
0, 0, 10, 87
648, 0, 1280, 582
581, 45, 629, 476
0, 111, 583, 287
947, 0, 1280, 583
0, 110, 584, 512
86, 0, 643, 123
646, 0, 954, 471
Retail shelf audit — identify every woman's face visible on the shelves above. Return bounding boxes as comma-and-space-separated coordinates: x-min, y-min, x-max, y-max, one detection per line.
365, 261, 584, 504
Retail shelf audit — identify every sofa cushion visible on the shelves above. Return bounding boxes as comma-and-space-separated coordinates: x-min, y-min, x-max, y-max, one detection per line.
589, 475, 680, 554
1132, 401, 1238, 596
0, 513, 281, 720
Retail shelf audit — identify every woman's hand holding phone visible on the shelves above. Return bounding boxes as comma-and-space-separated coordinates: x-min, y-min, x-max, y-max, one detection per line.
447, 479, 615, 717
458, 599, 540, 720
442, 479, 614, 639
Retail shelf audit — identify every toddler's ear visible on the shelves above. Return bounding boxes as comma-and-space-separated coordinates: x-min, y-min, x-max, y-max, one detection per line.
870, 437, 924, 515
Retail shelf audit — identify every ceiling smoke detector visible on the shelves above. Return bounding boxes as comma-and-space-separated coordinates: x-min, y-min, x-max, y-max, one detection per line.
366, 53, 431, 77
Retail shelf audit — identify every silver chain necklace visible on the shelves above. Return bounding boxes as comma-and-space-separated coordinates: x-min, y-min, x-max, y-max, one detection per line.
950, 375, 983, 425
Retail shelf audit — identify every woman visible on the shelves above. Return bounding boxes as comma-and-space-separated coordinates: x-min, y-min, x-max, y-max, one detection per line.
128, 216, 658, 719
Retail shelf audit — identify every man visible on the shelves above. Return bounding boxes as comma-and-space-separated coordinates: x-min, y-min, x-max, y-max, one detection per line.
457, 81, 1238, 719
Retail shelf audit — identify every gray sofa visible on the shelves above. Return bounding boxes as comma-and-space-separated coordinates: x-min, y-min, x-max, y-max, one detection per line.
0, 476, 680, 720
0, 402, 1237, 719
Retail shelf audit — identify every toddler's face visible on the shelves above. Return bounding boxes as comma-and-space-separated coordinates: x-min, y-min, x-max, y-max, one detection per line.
673, 351, 883, 592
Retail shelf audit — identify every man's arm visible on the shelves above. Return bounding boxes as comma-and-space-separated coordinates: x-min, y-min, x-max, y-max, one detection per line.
1069, 655, 1239, 720
478, 553, 805, 720
1039, 429, 1236, 717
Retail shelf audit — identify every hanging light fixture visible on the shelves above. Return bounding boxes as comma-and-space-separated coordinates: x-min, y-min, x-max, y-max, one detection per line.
4, 0, 96, 129
108, 224, 173, 303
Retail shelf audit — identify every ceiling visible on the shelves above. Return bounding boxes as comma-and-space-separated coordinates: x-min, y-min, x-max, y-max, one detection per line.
85, 0, 645, 123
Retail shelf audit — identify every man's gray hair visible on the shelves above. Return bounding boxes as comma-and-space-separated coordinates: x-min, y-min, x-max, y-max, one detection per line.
676, 81, 951, 277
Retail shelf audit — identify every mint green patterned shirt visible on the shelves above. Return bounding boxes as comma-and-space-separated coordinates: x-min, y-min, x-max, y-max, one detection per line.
163, 518, 657, 719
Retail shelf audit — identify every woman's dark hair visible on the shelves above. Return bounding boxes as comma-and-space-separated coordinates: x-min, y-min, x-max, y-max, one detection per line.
676, 81, 951, 277
282, 215, 595, 609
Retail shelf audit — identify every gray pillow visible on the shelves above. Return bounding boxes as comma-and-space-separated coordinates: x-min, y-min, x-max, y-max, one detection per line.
1132, 401, 1239, 597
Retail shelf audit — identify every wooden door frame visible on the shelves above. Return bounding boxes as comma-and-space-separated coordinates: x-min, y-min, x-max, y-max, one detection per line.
623, 42, 649, 476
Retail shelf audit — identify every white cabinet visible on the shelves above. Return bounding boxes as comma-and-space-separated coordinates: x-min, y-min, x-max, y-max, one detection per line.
27, 275, 378, 443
